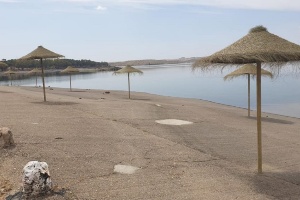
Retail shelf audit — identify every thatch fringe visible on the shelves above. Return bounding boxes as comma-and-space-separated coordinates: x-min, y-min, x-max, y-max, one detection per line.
193, 61, 300, 78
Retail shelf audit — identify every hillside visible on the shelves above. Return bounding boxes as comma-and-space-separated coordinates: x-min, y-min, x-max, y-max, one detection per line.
109, 57, 200, 67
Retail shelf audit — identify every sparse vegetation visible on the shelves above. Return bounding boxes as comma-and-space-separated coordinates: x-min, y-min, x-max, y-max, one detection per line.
2, 59, 111, 71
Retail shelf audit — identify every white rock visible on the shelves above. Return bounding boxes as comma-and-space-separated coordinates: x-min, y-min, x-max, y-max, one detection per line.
155, 119, 193, 125
114, 165, 139, 174
22, 161, 52, 198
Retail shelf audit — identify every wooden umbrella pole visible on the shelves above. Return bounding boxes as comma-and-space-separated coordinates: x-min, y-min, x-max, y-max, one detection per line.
128, 73, 130, 99
256, 62, 262, 173
41, 59, 47, 102
10, 74, 12, 86
248, 74, 250, 117
70, 74, 72, 91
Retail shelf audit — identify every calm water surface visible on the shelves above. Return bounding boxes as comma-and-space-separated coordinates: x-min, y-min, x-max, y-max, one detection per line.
2, 63, 300, 118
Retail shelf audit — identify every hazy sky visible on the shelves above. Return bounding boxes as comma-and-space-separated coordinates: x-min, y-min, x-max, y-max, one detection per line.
1, 0, 300, 62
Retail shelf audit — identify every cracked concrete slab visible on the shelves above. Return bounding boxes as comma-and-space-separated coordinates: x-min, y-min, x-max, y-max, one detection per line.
1, 86, 300, 200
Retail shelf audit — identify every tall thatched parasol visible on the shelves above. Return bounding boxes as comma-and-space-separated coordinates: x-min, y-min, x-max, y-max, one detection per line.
60, 66, 79, 91
28, 68, 42, 87
4, 69, 17, 86
193, 25, 300, 173
113, 65, 143, 99
224, 64, 273, 117
20, 46, 63, 102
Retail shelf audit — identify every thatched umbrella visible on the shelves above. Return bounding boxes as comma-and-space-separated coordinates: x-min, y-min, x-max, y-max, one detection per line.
28, 68, 42, 87
4, 69, 17, 86
113, 65, 143, 99
0, 62, 8, 72
193, 25, 300, 173
224, 64, 273, 117
20, 46, 63, 102
60, 66, 79, 91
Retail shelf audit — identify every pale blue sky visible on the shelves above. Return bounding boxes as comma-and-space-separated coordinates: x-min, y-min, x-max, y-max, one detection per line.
1, 0, 300, 62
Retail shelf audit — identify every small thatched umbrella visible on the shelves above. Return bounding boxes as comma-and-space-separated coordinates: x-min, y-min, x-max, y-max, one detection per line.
224, 64, 273, 117
193, 25, 300, 173
0, 62, 8, 72
28, 68, 42, 87
4, 69, 17, 86
20, 46, 63, 102
60, 66, 79, 91
113, 65, 143, 99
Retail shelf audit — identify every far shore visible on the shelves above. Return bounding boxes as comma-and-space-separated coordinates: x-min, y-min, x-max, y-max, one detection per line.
1, 66, 120, 74
0, 67, 121, 83
1, 86, 300, 199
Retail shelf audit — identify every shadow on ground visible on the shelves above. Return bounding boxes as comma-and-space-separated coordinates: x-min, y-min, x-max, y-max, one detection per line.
0, 91, 13, 93
132, 98, 151, 101
69, 91, 86, 93
6, 188, 79, 200
31, 101, 78, 106
246, 116, 294, 125
252, 172, 300, 199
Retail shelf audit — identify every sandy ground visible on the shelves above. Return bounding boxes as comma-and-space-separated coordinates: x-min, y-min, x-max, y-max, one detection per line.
0, 86, 300, 200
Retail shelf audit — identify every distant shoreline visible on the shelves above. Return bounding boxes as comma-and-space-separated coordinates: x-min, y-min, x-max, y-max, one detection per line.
109, 57, 200, 67
0, 66, 121, 82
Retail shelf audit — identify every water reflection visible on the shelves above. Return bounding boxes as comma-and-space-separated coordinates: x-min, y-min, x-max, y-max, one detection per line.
1, 64, 300, 118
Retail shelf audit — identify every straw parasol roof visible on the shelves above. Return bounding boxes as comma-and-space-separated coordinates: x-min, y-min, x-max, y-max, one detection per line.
0, 61, 7, 65
20, 46, 64, 102
114, 65, 143, 74
224, 64, 273, 80
4, 69, 17, 75
0, 62, 8, 67
28, 68, 42, 74
21, 46, 63, 60
193, 26, 300, 68
114, 65, 143, 99
193, 25, 300, 173
61, 66, 79, 73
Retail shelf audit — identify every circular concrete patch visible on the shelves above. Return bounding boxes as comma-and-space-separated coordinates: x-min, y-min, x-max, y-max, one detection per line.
155, 119, 193, 125
114, 165, 139, 174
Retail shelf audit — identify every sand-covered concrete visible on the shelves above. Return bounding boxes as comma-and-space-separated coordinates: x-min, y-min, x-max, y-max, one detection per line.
1, 86, 300, 199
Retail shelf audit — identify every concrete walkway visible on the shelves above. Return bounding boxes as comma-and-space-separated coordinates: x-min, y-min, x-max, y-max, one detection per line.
1, 86, 300, 199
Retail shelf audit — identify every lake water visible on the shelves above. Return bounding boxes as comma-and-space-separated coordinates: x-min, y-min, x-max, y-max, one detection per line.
1, 63, 300, 118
